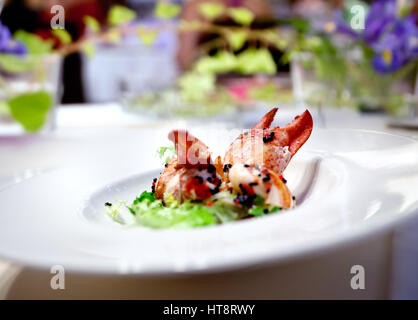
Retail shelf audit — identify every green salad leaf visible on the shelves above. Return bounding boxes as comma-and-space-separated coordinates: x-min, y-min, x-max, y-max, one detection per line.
157, 145, 176, 164
107, 189, 282, 229
127, 193, 216, 229
248, 195, 281, 216
249, 204, 281, 216
133, 191, 156, 206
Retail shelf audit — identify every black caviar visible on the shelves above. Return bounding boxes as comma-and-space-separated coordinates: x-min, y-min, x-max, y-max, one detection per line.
207, 164, 216, 173
263, 132, 275, 143
235, 194, 256, 207
223, 164, 233, 172
210, 186, 220, 195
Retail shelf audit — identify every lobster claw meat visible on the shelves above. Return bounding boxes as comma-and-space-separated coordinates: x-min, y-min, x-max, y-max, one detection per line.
168, 130, 212, 167
156, 108, 313, 208
156, 130, 221, 203
224, 109, 313, 177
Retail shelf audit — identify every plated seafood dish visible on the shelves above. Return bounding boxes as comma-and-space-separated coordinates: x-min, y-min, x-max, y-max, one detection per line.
106, 108, 313, 229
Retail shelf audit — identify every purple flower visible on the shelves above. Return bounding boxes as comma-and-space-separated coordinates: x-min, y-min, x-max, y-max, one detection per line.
333, 0, 418, 73
0, 21, 27, 55
334, 0, 397, 44
0, 23, 12, 48
372, 49, 404, 73
334, 11, 359, 38
372, 16, 418, 73
363, 0, 397, 45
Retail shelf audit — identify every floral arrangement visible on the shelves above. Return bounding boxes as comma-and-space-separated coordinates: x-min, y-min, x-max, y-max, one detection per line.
334, 0, 417, 74
287, 0, 418, 113
0, 2, 299, 130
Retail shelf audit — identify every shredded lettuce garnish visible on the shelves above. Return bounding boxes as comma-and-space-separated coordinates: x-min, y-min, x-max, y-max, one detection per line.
107, 190, 282, 229
125, 191, 216, 229
248, 195, 282, 216
156, 145, 176, 164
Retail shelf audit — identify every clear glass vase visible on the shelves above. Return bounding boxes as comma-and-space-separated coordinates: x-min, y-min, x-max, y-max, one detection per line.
291, 52, 345, 109
344, 57, 416, 114
0, 54, 62, 135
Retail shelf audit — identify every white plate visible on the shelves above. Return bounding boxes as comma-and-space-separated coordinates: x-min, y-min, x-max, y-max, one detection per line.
0, 129, 417, 275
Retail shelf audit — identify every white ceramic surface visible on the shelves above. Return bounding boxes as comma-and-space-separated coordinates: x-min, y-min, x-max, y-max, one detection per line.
0, 129, 417, 275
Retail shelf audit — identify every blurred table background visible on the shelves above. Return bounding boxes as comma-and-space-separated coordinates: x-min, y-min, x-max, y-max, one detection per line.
0, 103, 417, 299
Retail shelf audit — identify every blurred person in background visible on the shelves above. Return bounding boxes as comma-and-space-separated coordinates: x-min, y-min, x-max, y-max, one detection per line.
0, 0, 125, 103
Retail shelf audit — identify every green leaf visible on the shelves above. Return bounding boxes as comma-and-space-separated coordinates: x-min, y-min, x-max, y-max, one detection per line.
137, 28, 158, 46
178, 72, 216, 102
253, 195, 265, 206
226, 30, 247, 50
132, 200, 216, 229
270, 206, 282, 213
237, 48, 277, 75
195, 51, 238, 74
157, 145, 176, 164
52, 29, 72, 45
133, 191, 156, 205
248, 206, 266, 216
7, 91, 52, 132
13, 30, 53, 55
83, 16, 101, 33
154, 2, 181, 19
198, 2, 225, 20
262, 30, 287, 50
304, 36, 323, 51
228, 7, 254, 26
108, 5, 136, 26
81, 42, 95, 58
0, 54, 40, 73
